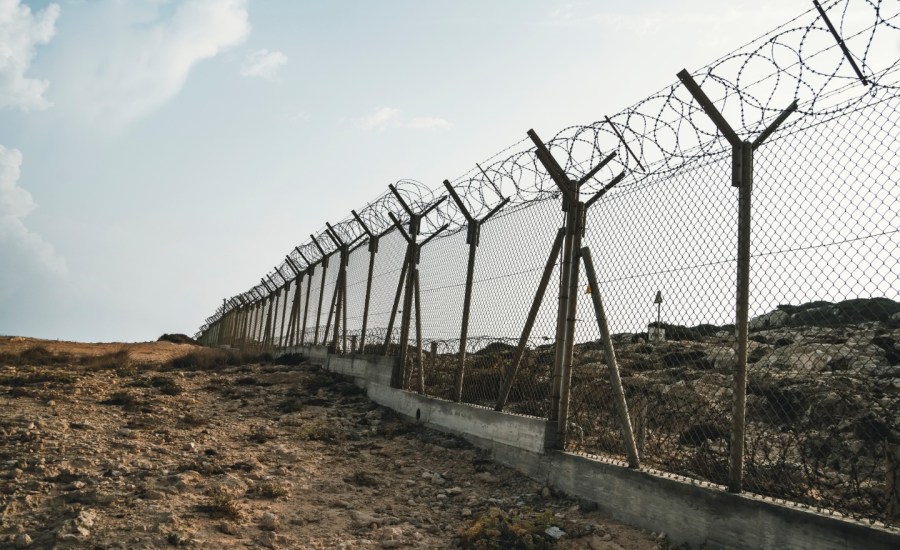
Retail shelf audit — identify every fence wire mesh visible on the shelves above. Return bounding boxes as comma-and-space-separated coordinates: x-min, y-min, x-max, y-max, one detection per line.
198, 0, 900, 526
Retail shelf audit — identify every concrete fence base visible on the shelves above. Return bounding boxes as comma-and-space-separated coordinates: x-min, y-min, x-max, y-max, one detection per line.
278, 345, 900, 549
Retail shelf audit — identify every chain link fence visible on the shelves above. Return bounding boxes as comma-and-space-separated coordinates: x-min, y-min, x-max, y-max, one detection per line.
198, 0, 900, 526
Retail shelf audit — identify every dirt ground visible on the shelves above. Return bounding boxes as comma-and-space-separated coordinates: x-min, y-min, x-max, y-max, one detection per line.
0, 337, 669, 549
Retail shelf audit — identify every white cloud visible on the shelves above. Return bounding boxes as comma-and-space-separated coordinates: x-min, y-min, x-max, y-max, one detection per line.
0, 0, 60, 111
54, 0, 250, 128
405, 116, 453, 130
360, 106, 401, 130
358, 107, 452, 131
240, 48, 287, 80
0, 145, 65, 274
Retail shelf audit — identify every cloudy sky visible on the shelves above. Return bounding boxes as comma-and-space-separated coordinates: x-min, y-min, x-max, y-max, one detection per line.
0, 0, 829, 342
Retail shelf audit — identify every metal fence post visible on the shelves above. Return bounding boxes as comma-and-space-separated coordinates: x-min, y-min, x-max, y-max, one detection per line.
352, 210, 380, 354
677, 68, 796, 493
444, 179, 509, 402
528, 128, 624, 449
385, 186, 448, 387
301, 265, 314, 346
311, 235, 330, 346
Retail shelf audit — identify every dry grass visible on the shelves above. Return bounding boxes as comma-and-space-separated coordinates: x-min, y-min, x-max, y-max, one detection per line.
198, 488, 242, 520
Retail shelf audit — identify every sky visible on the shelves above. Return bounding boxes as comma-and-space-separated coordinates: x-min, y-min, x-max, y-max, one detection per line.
0, 0, 850, 342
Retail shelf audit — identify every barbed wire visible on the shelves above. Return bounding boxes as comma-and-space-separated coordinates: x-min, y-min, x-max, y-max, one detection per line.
198, 0, 899, 333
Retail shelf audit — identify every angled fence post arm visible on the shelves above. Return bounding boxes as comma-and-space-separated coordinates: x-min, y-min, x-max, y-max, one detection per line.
496, 228, 566, 411
581, 246, 640, 469
605, 116, 646, 171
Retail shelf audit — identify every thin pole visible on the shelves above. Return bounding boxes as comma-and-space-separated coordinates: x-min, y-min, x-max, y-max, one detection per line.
557, 202, 585, 446
286, 279, 300, 348
730, 140, 754, 493
301, 267, 314, 346
395, 249, 416, 388
496, 228, 566, 411
384, 256, 409, 356
279, 282, 290, 349
314, 259, 328, 345
360, 246, 376, 353
414, 268, 425, 394
342, 263, 348, 354
270, 289, 281, 350
251, 301, 259, 350
325, 267, 341, 351
454, 233, 478, 402
550, 205, 577, 425
264, 295, 275, 352
251, 302, 261, 349
581, 246, 640, 468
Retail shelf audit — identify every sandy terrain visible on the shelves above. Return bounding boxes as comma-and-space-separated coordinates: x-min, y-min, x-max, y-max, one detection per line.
0, 337, 668, 549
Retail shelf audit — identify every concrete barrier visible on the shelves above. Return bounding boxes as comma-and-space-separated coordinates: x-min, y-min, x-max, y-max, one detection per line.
276, 348, 900, 549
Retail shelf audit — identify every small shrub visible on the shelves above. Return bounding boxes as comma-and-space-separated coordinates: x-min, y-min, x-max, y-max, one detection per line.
299, 420, 340, 442
149, 376, 182, 396
0, 370, 75, 387
249, 480, 290, 499
344, 471, 379, 487
99, 391, 150, 412
278, 397, 305, 413
198, 488, 242, 520
459, 507, 557, 549
80, 350, 130, 371
178, 413, 207, 428
163, 349, 272, 372
158, 333, 200, 345
248, 426, 276, 444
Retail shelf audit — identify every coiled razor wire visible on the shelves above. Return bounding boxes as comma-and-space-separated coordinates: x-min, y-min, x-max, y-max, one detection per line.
199, 0, 898, 355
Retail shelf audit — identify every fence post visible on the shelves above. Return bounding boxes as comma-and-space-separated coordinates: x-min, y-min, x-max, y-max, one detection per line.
264, 293, 275, 352
301, 265, 314, 346
284, 256, 303, 349
270, 288, 280, 350
414, 268, 425, 393
351, 334, 358, 354
239, 301, 249, 349
677, 68, 796, 493
310, 235, 330, 346
557, 202, 585, 442
264, 276, 279, 351
250, 299, 260, 350
324, 223, 354, 354
444, 179, 510, 402
248, 300, 258, 349
278, 282, 290, 349
352, 210, 380, 354
275, 265, 292, 349
385, 188, 449, 388
395, 215, 418, 388
527, 129, 623, 449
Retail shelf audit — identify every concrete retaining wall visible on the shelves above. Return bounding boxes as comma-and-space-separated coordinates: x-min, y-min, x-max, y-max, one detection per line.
277, 347, 900, 549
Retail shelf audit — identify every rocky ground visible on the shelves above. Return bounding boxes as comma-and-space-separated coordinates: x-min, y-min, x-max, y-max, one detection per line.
426, 298, 900, 524
0, 337, 667, 550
